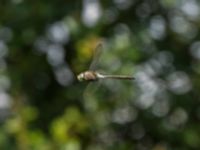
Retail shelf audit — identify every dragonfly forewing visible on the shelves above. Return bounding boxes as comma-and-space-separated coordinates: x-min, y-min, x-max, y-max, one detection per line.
89, 43, 103, 71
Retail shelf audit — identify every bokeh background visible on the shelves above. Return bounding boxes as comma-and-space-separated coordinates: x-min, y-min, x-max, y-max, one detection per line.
1, 0, 200, 149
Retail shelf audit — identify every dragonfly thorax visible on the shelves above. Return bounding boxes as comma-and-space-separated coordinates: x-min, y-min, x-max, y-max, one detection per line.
77, 71, 99, 82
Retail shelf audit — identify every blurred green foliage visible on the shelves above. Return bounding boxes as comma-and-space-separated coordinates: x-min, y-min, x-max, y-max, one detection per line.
1, 0, 200, 150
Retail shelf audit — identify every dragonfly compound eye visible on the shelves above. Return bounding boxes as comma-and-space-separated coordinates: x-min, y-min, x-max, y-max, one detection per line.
77, 73, 85, 81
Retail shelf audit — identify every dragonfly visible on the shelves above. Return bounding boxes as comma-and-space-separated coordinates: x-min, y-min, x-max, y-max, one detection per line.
77, 43, 135, 82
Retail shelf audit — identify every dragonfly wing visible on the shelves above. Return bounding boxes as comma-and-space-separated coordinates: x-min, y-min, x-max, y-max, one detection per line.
83, 80, 102, 112
89, 42, 103, 71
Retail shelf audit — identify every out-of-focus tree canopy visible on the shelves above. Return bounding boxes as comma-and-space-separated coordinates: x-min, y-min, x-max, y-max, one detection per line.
1, 0, 200, 149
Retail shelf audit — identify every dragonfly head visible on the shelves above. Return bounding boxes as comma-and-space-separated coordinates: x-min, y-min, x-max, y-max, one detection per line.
77, 73, 85, 81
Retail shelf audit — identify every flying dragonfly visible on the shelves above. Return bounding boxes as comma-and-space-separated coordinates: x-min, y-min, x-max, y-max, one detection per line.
77, 42, 135, 82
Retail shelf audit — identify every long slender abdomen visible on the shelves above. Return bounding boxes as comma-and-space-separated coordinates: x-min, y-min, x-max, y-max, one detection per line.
102, 74, 135, 80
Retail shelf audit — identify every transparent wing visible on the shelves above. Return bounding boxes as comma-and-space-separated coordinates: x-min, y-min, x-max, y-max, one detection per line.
83, 81, 102, 113
89, 43, 103, 71
83, 42, 104, 112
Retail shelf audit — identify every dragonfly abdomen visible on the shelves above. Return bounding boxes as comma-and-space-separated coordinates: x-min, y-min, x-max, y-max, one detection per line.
102, 74, 135, 80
